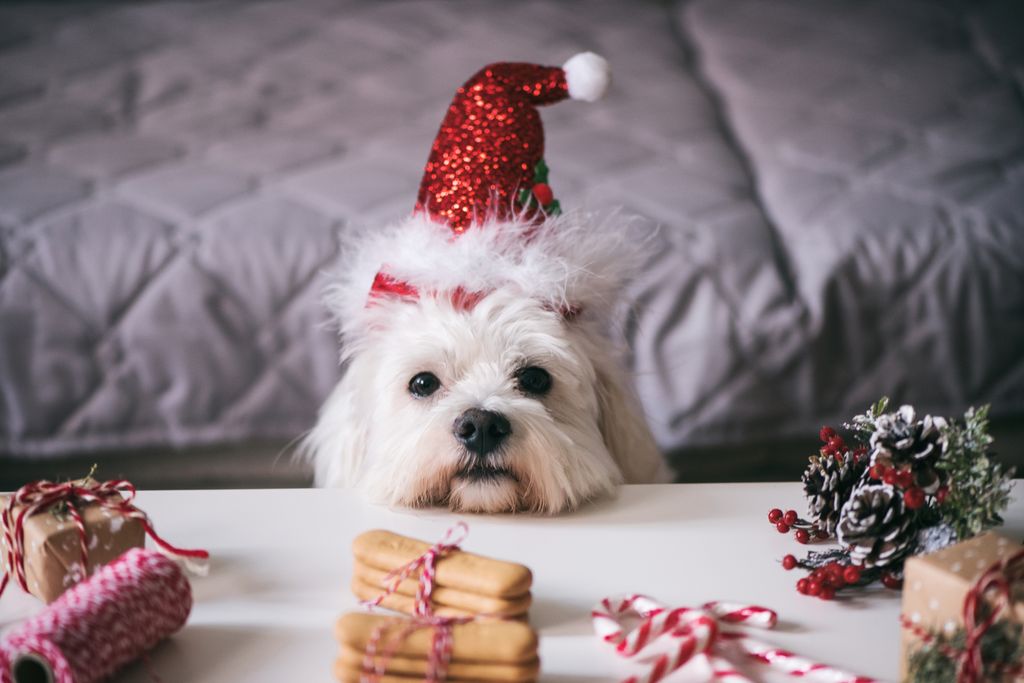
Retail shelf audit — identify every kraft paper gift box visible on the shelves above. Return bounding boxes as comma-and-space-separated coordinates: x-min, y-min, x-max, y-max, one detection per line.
1, 495, 145, 603
900, 531, 1024, 681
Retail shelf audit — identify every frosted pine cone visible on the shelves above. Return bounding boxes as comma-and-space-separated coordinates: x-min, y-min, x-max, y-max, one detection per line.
802, 451, 866, 536
836, 484, 915, 568
915, 524, 958, 556
870, 405, 948, 493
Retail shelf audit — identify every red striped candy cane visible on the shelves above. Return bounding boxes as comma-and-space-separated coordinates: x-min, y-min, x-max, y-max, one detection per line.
593, 595, 877, 683
730, 637, 876, 683
592, 594, 753, 683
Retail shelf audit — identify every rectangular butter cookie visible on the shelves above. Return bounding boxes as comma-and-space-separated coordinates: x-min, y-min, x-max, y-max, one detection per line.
352, 530, 532, 598
335, 613, 537, 664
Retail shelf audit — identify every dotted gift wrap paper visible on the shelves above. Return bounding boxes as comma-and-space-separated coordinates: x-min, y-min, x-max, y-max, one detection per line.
899, 532, 1024, 680
0, 496, 145, 603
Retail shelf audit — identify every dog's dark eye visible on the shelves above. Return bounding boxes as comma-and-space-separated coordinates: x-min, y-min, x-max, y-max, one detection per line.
516, 366, 552, 395
408, 372, 441, 398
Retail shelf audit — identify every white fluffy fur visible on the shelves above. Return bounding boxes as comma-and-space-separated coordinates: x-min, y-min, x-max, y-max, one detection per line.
304, 211, 665, 514
328, 210, 647, 341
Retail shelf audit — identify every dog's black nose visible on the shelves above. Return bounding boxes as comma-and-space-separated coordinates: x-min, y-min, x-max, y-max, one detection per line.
453, 409, 511, 457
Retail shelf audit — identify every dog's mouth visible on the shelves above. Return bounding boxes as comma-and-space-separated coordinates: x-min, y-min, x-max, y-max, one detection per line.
453, 462, 519, 483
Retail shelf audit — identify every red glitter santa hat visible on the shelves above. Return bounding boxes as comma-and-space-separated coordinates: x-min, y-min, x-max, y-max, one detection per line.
331, 53, 653, 338
415, 51, 611, 233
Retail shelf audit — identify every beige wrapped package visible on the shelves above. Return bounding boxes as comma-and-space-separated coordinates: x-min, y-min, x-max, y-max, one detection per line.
900, 532, 1024, 681
0, 494, 145, 603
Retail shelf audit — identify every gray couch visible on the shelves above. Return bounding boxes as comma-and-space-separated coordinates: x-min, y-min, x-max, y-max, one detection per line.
2, 0, 1022, 487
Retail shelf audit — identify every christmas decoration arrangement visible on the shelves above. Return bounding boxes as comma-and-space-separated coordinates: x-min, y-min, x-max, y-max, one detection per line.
0, 548, 193, 683
900, 532, 1023, 683
1, 473, 209, 603
336, 524, 539, 682
591, 594, 876, 682
767, 398, 1014, 599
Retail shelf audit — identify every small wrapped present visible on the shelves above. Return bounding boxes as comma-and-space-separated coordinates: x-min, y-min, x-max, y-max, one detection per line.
1, 477, 208, 604
900, 532, 1024, 682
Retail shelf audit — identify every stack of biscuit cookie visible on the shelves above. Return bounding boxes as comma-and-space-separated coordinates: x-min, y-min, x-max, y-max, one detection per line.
334, 529, 539, 682
350, 529, 533, 619
334, 613, 540, 683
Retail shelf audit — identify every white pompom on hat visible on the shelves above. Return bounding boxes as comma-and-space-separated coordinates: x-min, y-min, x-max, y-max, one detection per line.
563, 52, 611, 102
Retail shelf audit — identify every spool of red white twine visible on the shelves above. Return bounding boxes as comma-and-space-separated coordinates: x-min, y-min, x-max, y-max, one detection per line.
592, 594, 876, 683
0, 548, 192, 683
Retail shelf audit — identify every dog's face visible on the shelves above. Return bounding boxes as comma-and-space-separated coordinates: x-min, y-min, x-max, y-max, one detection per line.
307, 286, 659, 513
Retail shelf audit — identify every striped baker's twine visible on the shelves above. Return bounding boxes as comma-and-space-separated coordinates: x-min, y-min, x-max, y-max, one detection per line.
592, 594, 876, 683
0, 548, 191, 683
360, 522, 468, 618
359, 522, 472, 683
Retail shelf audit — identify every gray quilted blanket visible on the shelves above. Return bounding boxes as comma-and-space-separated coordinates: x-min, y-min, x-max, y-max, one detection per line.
1, 0, 1022, 467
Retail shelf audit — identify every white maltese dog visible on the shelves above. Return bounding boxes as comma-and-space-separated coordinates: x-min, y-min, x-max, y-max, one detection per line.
303, 53, 664, 513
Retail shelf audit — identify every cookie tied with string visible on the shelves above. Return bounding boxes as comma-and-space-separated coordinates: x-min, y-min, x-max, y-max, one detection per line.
334, 613, 539, 683
351, 529, 532, 618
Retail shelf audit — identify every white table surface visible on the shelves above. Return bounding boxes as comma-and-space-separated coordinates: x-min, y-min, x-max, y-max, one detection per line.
1, 483, 1022, 682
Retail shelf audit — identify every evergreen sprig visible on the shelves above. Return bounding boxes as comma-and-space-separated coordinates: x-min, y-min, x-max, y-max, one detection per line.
907, 619, 1024, 683
937, 405, 1015, 539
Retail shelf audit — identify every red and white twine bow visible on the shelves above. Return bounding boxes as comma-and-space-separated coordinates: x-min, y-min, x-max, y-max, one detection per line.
360, 522, 473, 683
1, 478, 209, 599
592, 594, 876, 683
900, 547, 1024, 683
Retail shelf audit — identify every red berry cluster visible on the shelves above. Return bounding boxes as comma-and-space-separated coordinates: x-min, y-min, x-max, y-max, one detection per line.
782, 556, 862, 600
767, 508, 827, 544
771, 502, 905, 598
819, 426, 866, 462
866, 461, 948, 511
768, 425, 906, 600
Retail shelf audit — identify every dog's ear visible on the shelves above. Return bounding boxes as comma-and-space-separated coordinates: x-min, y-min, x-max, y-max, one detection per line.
301, 353, 372, 487
593, 359, 670, 483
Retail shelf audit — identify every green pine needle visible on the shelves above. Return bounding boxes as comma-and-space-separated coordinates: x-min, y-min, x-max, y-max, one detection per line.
936, 404, 1014, 539
908, 619, 1023, 683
